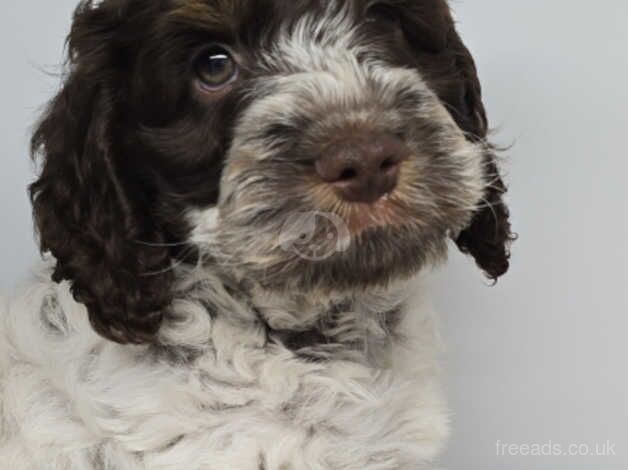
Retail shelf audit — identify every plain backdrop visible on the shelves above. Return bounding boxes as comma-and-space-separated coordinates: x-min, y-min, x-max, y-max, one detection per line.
1, 1, 626, 469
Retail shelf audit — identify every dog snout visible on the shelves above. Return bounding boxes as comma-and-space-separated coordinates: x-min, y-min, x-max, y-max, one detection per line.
315, 132, 408, 204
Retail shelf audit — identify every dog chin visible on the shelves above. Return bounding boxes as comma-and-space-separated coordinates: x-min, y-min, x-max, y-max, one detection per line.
251, 222, 447, 295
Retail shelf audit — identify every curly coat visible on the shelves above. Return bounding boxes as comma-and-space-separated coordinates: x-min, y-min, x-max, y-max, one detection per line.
2, 1, 513, 468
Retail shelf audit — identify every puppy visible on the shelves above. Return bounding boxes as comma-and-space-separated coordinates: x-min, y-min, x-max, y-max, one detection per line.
0, 0, 512, 468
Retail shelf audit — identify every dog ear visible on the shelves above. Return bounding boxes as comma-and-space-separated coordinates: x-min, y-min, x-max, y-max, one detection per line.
445, 26, 514, 280
30, 1, 173, 343
404, 1, 514, 279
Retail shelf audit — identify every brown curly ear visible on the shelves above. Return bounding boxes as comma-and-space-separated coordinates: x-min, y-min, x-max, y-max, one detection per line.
406, 1, 514, 279
30, 1, 172, 344
455, 155, 513, 280
445, 25, 514, 280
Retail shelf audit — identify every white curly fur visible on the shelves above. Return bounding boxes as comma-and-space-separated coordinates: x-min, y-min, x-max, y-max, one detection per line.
0, 260, 448, 469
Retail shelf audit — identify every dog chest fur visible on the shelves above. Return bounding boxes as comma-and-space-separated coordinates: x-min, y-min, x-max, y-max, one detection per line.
0, 263, 448, 469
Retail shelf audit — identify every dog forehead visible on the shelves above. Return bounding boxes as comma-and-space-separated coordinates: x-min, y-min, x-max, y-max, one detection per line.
166, 0, 420, 32
168, 0, 341, 27
164, 0, 450, 52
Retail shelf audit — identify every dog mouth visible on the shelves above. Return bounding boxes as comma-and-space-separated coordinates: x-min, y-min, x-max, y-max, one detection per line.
276, 188, 419, 265
314, 190, 411, 233
264, 205, 444, 292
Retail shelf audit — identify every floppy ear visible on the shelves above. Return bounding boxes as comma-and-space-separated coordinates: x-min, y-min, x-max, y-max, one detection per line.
404, 1, 514, 279
30, 1, 173, 343
445, 26, 514, 280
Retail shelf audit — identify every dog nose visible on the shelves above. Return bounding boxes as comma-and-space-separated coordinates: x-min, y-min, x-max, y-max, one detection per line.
315, 133, 408, 204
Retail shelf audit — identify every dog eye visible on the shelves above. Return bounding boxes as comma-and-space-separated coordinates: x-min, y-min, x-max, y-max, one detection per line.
194, 45, 238, 90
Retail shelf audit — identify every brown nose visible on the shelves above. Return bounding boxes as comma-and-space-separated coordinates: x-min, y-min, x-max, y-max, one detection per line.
315, 132, 408, 204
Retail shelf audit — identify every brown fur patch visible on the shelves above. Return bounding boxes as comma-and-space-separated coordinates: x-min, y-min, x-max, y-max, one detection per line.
168, 0, 240, 31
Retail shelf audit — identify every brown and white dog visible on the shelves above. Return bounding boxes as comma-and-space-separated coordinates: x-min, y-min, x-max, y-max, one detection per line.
1, 0, 512, 468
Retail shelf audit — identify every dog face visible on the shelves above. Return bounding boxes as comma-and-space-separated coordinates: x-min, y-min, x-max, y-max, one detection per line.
30, 0, 513, 343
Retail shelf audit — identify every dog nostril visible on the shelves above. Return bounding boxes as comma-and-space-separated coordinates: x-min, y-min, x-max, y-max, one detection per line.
339, 168, 358, 181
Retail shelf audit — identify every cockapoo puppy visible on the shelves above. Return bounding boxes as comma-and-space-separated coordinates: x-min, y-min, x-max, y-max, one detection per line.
0, 0, 512, 468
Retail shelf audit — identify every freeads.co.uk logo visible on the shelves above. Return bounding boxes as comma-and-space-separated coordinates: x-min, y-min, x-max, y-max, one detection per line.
279, 211, 351, 261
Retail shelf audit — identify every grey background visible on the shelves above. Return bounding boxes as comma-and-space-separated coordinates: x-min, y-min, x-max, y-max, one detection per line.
1, 1, 626, 469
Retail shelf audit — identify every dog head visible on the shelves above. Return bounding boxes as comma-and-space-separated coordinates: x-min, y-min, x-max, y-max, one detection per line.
31, 0, 513, 343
